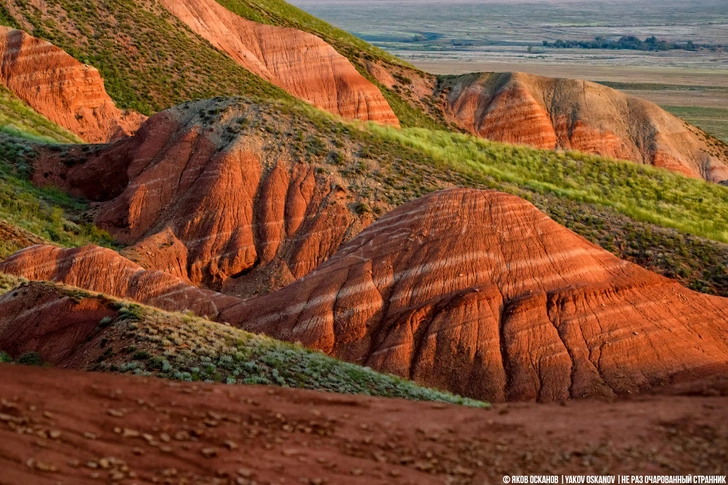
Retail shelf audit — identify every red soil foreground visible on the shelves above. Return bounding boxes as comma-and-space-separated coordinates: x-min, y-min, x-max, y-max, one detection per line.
0, 365, 726, 484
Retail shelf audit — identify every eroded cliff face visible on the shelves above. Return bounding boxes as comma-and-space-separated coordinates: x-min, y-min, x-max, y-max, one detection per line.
0, 27, 145, 143
27, 99, 372, 297
224, 189, 728, 402
439, 72, 728, 182
158, 0, 398, 126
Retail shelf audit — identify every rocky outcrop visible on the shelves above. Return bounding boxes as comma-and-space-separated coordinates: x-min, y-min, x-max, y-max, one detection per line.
0, 27, 146, 143
0, 245, 240, 319
224, 189, 728, 402
29, 99, 372, 297
159, 0, 398, 126
438, 72, 728, 182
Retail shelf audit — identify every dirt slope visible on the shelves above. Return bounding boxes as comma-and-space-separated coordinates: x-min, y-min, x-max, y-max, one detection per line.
225, 189, 728, 402
28, 99, 373, 296
438, 72, 728, 182
0, 27, 145, 143
159, 0, 398, 126
0, 364, 726, 484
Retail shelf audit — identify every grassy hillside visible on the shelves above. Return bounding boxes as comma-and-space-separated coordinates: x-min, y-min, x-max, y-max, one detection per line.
0, 0, 445, 129
0, 85, 83, 144
0, 278, 485, 406
0, 0, 292, 115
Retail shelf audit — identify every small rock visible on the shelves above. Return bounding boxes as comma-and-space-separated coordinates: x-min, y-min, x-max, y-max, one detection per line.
201, 448, 218, 458
237, 468, 254, 478
106, 409, 125, 418
110, 471, 125, 481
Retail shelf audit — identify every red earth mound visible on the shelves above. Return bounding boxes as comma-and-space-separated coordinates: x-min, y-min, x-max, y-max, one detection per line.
159, 0, 398, 126
0, 364, 726, 484
438, 72, 728, 182
29, 100, 372, 296
0, 27, 145, 143
4, 189, 728, 403
224, 189, 728, 402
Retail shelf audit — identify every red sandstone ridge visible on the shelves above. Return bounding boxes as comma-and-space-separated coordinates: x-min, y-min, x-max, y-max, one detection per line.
0, 27, 146, 143
159, 0, 398, 126
438, 72, 728, 182
224, 189, 728, 402
28, 99, 372, 297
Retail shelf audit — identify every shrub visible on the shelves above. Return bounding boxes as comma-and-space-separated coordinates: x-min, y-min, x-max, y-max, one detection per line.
16, 352, 45, 366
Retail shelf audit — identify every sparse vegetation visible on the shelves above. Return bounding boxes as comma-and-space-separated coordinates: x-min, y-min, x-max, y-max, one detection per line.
16, 352, 46, 366
0, 137, 116, 258
35, 287, 487, 406
0, 272, 19, 295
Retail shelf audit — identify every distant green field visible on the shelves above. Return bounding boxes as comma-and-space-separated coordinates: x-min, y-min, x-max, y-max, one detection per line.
663, 106, 728, 143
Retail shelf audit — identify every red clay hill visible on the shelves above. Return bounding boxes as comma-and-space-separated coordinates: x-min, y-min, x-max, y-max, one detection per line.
25, 99, 373, 296
159, 0, 398, 126
0, 27, 145, 143
225, 189, 728, 402
4, 189, 728, 402
436, 72, 728, 182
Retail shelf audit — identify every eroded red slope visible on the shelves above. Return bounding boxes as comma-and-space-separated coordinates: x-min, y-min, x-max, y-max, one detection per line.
4, 189, 728, 402
0, 27, 145, 143
159, 0, 398, 126
225, 189, 728, 402
0, 246, 239, 319
439, 72, 728, 182
27, 100, 372, 297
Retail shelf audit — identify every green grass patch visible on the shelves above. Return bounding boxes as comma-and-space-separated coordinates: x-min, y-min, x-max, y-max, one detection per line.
0, 85, 83, 144
0, 137, 115, 257
663, 106, 728, 144
366, 124, 728, 244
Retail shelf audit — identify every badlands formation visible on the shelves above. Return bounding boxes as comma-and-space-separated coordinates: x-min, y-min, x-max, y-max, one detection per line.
159, 0, 399, 126
0, 0, 727, 478
4, 189, 728, 402
436, 72, 728, 182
